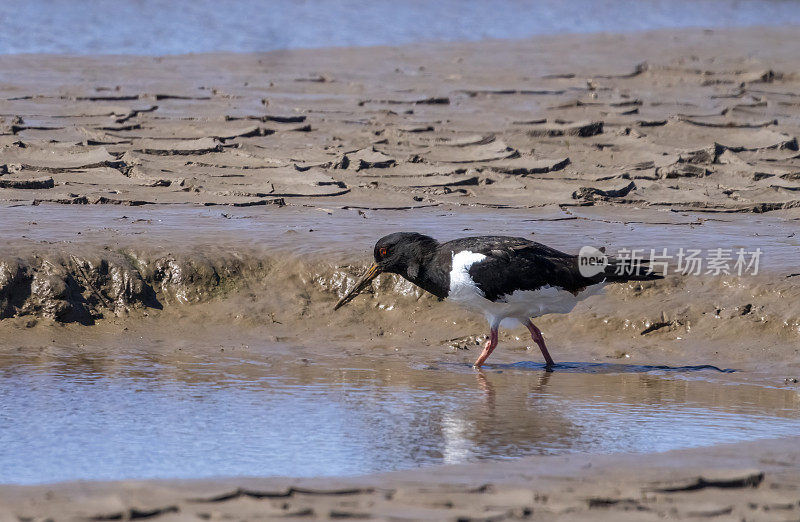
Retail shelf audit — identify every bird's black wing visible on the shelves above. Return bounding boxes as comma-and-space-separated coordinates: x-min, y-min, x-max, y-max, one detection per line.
440, 236, 590, 301
438, 236, 663, 301
442, 236, 574, 259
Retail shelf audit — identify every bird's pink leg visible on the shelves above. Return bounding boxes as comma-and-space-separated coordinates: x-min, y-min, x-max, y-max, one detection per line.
473, 326, 499, 368
525, 319, 555, 367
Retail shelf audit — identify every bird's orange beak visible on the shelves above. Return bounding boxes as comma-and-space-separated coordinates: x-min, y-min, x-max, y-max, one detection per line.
334, 264, 382, 310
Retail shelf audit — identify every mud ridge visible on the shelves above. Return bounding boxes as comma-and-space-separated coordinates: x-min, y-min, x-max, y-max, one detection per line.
2, 250, 798, 357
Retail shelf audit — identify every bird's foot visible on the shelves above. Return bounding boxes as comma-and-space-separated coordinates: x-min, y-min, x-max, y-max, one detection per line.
525, 319, 556, 368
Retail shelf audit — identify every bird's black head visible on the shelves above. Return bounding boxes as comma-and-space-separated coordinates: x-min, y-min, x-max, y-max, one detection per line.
373, 232, 438, 277
334, 232, 438, 310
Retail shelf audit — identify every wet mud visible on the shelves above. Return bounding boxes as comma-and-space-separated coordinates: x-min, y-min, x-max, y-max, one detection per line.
1, 203, 798, 374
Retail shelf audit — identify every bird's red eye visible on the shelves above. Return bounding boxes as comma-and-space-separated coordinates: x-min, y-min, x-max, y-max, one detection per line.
379, 247, 388, 257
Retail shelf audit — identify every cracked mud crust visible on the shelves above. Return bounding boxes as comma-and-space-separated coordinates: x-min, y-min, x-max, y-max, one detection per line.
2, 27, 800, 211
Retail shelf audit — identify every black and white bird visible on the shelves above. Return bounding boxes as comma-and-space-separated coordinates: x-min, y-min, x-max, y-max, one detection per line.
334, 232, 662, 368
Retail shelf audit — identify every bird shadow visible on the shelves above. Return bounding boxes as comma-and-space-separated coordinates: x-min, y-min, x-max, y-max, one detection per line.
499, 361, 735, 374
437, 361, 735, 374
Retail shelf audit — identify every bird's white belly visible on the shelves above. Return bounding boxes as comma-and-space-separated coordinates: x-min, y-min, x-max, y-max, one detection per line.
448, 250, 605, 328
494, 284, 605, 325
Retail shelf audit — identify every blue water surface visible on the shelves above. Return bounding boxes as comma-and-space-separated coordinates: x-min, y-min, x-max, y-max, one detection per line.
1, 0, 799, 55
1, 351, 799, 485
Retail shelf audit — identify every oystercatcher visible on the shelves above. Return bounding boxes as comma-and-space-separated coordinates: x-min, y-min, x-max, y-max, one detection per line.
334, 232, 662, 368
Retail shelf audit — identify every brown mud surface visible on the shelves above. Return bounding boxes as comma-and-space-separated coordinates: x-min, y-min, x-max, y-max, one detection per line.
2, 28, 800, 211
2, 27, 800, 520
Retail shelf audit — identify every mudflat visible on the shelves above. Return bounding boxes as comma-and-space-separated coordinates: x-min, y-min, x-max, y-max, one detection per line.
2, 28, 800, 212
1, 26, 800, 520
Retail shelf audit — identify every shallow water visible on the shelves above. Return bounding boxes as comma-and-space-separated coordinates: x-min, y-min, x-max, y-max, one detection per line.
1, 350, 799, 485
2, 0, 800, 55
